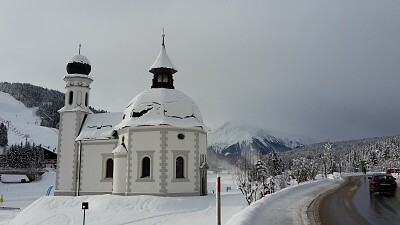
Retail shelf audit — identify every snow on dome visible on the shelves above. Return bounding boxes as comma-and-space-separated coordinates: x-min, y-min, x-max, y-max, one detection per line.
115, 88, 206, 130
68, 54, 91, 65
149, 45, 177, 73
66, 54, 91, 75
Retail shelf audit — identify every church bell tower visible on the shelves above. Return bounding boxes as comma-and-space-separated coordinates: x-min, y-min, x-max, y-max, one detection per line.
55, 46, 93, 196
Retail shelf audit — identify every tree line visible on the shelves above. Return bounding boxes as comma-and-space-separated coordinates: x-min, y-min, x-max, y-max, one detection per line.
0, 82, 106, 129
233, 134, 400, 205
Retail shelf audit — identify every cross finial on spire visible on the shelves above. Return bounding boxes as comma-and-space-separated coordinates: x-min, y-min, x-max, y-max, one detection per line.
78, 44, 82, 55
162, 28, 165, 47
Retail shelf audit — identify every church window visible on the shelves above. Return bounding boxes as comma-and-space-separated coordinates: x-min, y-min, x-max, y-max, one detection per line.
141, 157, 151, 178
68, 91, 73, 105
176, 156, 185, 178
85, 93, 89, 107
136, 151, 155, 182
105, 158, 113, 178
157, 74, 162, 82
163, 74, 168, 82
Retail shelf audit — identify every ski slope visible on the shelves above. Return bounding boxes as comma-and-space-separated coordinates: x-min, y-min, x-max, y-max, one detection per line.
0, 91, 58, 153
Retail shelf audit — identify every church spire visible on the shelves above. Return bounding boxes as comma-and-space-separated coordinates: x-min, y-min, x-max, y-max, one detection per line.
162, 28, 165, 47
149, 30, 178, 89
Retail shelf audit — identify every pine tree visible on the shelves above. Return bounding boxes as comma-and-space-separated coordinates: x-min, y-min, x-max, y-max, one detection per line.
0, 123, 8, 147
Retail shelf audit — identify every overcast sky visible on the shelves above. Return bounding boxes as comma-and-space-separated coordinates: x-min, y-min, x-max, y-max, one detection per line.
1, 0, 399, 141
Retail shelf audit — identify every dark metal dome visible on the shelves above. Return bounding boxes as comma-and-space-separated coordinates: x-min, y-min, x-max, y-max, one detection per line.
66, 54, 91, 75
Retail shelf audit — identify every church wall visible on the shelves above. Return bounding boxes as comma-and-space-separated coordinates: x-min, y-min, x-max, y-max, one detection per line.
115, 125, 207, 196
129, 130, 162, 194
166, 130, 202, 194
79, 140, 117, 194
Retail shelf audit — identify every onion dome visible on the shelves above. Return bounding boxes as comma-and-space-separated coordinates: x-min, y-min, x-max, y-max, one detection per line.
66, 44, 91, 75
149, 31, 177, 89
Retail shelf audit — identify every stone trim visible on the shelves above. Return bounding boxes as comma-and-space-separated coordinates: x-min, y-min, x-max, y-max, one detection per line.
76, 191, 112, 195
55, 112, 64, 190
136, 151, 155, 181
114, 154, 127, 159
123, 192, 200, 197
78, 139, 118, 145
172, 150, 190, 182
194, 132, 200, 192
130, 126, 206, 135
100, 178, 113, 183
54, 191, 77, 196
101, 153, 113, 182
126, 129, 132, 193
135, 178, 156, 182
159, 131, 168, 194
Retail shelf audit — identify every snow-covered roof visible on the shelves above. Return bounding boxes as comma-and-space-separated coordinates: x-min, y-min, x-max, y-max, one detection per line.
76, 112, 123, 141
115, 89, 206, 130
112, 144, 128, 155
68, 54, 91, 65
149, 45, 177, 72
58, 105, 93, 114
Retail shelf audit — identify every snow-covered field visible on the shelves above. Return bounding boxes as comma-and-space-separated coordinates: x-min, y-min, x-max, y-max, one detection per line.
0, 170, 346, 225
0, 91, 58, 153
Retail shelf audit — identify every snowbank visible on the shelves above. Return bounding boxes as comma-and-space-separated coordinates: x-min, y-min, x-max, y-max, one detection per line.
226, 177, 343, 225
0, 172, 247, 225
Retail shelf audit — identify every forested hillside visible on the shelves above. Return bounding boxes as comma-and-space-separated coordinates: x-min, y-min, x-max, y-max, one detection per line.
0, 82, 106, 128
281, 135, 400, 173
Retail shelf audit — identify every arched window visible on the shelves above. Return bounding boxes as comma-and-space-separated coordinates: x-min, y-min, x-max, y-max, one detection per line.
176, 156, 184, 178
85, 93, 89, 107
141, 157, 150, 178
105, 158, 113, 178
68, 91, 73, 105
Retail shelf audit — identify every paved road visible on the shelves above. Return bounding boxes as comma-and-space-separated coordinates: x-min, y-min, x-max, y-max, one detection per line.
314, 175, 400, 225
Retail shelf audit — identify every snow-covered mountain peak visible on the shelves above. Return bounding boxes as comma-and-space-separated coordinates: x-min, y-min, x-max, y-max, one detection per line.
208, 121, 319, 155
209, 122, 275, 146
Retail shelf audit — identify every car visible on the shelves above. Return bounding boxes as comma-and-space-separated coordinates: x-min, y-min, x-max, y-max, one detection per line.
386, 168, 400, 174
368, 173, 397, 196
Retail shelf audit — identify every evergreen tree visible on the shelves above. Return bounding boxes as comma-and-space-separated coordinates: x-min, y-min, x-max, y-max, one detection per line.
6, 142, 43, 169
0, 122, 8, 147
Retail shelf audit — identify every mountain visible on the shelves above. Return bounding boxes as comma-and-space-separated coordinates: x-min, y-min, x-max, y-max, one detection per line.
0, 91, 58, 153
0, 82, 106, 128
207, 122, 319, 157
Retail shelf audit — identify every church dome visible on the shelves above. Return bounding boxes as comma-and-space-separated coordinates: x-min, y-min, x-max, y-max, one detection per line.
115, 88, 206, 130
66, 54, 91, 75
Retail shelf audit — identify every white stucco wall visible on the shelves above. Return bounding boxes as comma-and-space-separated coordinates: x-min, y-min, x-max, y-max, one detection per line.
56, 112, 82, 194
79, 140, 117, 194
112, 155, 127, 194
129, 130, 162, 194
123, 126, 206, 195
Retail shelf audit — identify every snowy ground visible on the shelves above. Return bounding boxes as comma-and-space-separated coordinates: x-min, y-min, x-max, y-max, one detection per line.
226, 175, 343, 225
0, 170, 348, 225
0, 91, 58, 153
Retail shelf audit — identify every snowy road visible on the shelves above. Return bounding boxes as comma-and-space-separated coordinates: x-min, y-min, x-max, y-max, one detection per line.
316, 175, 400, 225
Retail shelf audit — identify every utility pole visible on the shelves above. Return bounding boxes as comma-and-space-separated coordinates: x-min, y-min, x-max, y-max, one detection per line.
216, 176, 221, 225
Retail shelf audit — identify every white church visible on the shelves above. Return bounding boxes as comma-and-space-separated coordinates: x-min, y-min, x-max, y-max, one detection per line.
55, 34, 208, 196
